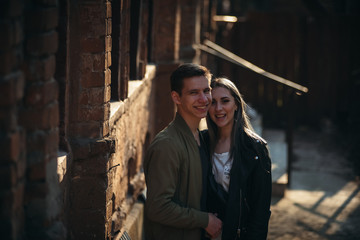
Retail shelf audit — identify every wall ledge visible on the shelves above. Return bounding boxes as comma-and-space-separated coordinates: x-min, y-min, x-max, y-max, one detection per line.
110, 64, 156, 126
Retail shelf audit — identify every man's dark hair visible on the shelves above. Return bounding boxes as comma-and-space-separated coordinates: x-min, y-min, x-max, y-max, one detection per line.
170, 63, 212, 95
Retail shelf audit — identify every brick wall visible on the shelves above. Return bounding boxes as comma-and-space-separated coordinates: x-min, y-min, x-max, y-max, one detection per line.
21, 0, 64, 238
0, 0, 65, 238
0, 0, 213, 239
0, 1, 26, 238
67, 0, 114, 239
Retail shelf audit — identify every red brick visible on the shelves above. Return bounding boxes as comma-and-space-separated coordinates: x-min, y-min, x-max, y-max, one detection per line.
73, 154, 108, 176
106, 18, 112, 36
25, 7, 58, 33
0, 190, 15, 217
70, 139, 91, 159
0, 107, 17, 131
26, 30, 58, 57
0, 20, 23, 51
20, 102, 59, 130
0, 20, 12, 49
106, 1, 111, 18
70, 209, 105, 239
79, 20, 106, 38
93, 53, 106, 71
12, 180, 25, 210
31, 0, 57, 7
79, 3, 106, 36
0, 48, 23, 75
81, 53, 107, 72
23, 55, 56, 82
105, 68, 111, 85
81, 71, 105, 88
80, 54, 94, 72
80, 3, 106, 21
0, 0, 24, 18
90, 138, 115, 155
102, 120, 109, 137
80, 38, 105, 53
1, 131, 22, 162
104, 102, 110, 119
0, 164, 17, 189
105, 85, 111, 102
70, 176, 106, 209
69, 122, 102, 139
24, 182, 48, 202
89, 87, 106, 104
26, 130, 58, 163
0, 71, 24, 106
78, 104, 109, 121
27, 161, 46, 181
16, 129, 26, 177
25, 78, 58, 107
10, 131, 21, 161
79, 90, 89, 105
105, 36, 111, 52
80, 87, 108, 105
106, 51, 111, 68
0, 129, 26, 167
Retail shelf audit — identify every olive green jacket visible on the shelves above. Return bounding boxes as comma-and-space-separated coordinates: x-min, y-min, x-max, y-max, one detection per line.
144, 113, 209, 240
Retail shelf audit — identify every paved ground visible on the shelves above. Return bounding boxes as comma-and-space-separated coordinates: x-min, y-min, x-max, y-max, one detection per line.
268, 127, 360, 240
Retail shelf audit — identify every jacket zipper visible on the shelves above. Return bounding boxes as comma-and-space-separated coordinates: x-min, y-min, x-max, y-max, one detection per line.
235, 189, 242, 239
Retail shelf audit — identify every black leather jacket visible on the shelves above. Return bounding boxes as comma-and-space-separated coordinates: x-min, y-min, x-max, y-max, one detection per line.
204, 131, 272, 240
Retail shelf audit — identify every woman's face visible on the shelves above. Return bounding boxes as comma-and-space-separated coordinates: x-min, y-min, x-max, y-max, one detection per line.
209, 86, 238, 129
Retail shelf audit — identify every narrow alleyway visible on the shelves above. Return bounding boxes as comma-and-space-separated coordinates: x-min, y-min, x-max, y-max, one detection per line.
268, 127, 360, 239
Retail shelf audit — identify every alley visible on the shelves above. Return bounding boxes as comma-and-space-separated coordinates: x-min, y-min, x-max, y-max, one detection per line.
268, 127, 360, 240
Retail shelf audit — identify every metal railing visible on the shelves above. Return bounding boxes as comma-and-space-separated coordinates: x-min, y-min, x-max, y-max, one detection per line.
194, 39, 308, 93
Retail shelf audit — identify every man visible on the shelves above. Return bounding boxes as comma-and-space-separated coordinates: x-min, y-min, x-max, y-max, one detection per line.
144, 63, 222, 240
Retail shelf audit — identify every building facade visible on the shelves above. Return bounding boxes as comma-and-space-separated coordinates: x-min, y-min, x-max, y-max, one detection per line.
0, 0, 216, 239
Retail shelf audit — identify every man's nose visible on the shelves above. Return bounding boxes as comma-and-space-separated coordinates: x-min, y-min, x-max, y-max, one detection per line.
198, 92, 208, 102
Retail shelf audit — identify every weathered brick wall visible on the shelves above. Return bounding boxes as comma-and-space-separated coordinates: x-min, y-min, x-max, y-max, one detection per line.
0, 1, 26, 239
20, 0, 64, 238
108, 68, 156, 238
67, 0, 114, 239
0, 0, 213, 239
0, 0, 65, 238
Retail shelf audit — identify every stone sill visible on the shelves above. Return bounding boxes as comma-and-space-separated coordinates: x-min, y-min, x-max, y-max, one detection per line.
110, 64, 156, 126
57, 151, 68, 183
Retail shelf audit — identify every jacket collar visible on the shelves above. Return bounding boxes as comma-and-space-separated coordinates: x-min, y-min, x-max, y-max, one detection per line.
173, 112, 198, 140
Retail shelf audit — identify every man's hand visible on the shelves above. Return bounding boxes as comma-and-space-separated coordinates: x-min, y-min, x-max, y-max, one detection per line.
205, 213, 222, 238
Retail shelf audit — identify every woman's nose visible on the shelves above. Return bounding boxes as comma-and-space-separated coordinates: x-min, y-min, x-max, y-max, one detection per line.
216, 102, 222, 110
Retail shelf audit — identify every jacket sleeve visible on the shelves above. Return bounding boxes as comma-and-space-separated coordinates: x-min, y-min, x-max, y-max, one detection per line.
246, 144, 272, 239
144, 138, 209, 229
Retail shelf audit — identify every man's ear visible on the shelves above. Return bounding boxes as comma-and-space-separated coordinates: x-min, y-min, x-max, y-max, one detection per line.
171, 91, 181, 105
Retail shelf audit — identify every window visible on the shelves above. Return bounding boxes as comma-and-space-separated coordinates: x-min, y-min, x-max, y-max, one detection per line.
111, 0, 152, 101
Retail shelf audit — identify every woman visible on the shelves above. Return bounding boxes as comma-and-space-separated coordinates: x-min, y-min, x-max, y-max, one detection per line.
205, 77, 272, 239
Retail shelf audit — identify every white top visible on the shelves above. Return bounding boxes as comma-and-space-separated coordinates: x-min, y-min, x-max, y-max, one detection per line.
212, 152, 233, 192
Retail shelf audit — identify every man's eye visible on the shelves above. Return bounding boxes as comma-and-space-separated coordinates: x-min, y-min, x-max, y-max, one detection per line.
204, 89, 210, 93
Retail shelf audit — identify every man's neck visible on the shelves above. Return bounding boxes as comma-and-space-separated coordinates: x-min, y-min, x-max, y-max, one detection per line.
177, 112, 200, 135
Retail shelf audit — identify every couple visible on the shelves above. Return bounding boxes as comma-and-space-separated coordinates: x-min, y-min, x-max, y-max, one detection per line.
144, 63, 272, 240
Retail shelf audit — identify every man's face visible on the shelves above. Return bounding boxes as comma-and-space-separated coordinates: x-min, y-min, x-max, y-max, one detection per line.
172, 76, 212, 122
